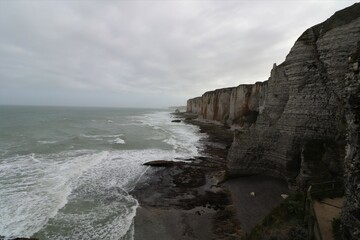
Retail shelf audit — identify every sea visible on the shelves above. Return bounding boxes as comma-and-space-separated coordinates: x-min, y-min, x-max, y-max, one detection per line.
0, 106, 205, 240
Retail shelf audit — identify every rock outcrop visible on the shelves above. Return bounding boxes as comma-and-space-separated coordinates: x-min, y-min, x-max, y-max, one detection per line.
187, 3, 360, 238
342, 43, 360, 239
187, 3, 360, 186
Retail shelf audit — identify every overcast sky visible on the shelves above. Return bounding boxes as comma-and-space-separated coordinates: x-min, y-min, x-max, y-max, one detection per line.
0, 0, 358, 108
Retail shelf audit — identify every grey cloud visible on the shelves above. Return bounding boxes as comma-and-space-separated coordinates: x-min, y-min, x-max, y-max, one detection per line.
0, 0, 358, 107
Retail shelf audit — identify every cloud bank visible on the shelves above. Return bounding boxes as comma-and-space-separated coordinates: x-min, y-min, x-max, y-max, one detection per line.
0, 0, 357, 107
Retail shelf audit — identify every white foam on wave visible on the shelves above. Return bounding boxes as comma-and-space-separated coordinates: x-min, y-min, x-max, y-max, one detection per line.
0, 147, 181, 239
0, 149, 8, 156
37, 140, 57, 145
0, 150, 108, 238
0, 110, 206, 239
80, 134, 123, 138
35, 148, 177, 240
80, 134, 123, 139
113, 138, 125, 144
138, 111, 206, 158
163, 137, 177, 148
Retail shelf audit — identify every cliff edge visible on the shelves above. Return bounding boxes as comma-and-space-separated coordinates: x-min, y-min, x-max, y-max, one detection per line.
186, 3, 360, 238
227, 3, 360, 186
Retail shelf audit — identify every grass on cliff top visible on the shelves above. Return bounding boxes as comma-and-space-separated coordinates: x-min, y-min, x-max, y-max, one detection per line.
243, 193, 308, 240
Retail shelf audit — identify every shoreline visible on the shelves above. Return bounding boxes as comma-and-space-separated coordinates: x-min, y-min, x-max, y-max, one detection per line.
130, 112, 289, 239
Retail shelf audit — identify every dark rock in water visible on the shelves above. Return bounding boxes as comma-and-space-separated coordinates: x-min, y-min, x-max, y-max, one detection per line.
174, 108, 180, 113
171, 119, 181, 123
143, 160, 184, 167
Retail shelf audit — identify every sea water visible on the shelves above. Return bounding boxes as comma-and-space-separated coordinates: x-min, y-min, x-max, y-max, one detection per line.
0, 106, 205, 239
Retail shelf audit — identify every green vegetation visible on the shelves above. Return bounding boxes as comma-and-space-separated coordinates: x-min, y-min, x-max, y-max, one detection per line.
243, 193, 308, 240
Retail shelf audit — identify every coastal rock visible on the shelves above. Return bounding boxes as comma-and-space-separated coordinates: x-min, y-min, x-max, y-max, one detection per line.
201, 87, 234, 124
342, 40, 360, 239
187, 83, 267, 127
186, 5, 360, 237
227, 3, 360, 187
186, 97, 202, 115
228, 82, 267, 127
143, 160, 185, 167
171, 119, 181, 123
188, 3, 360, 189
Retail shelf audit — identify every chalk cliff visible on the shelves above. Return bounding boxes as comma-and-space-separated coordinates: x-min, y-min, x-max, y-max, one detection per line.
187, 3, 360, 237
187, 82, 267, 127
187, 3, 360, 184
188, 4, 360, 187
342, 43, 360, 239
186, 97, 202, 115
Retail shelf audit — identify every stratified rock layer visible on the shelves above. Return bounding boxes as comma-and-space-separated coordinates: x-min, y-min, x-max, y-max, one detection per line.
187, 3, 360, 185
187, 4, 360, 237
342, 43, 360, 239
187, 83, 267, 127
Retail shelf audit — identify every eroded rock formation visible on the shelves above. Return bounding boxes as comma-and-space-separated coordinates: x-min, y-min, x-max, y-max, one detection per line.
187, 3, 360, 186
187, 82, 267, 127
186, 97, 202, 115
342, 44, 360, 239
186, 3, 360, 238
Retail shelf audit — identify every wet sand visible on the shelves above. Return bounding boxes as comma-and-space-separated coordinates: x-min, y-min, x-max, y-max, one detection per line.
226, 176, 289, 233
131, 113, 289, 239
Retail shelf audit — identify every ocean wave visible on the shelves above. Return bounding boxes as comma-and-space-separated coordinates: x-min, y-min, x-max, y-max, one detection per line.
80, 134, 123, 139
0, 110, 207, 239
0, 150, 108, 238
37, 140, 58, 145
34, 148, 178, 239
113, 138, 125, 144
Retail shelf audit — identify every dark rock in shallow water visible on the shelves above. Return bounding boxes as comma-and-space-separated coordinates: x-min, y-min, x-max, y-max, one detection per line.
171, 119, 181, 123
143, 160, 184, 167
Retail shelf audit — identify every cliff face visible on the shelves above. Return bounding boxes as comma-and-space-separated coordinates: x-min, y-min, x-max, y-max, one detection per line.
187, 3, 360, 188
186, 97, 202, 115
201, 87, 234, 123
342, 45, 360, 239
187, 82, 267, 126
186, 4, 360, 238
227, 4, 360, 187
228, 82, 268, 127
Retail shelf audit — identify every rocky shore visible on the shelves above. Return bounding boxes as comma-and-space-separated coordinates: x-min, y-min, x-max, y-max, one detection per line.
185, 4, 360, 238
131, 113, 289, 239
